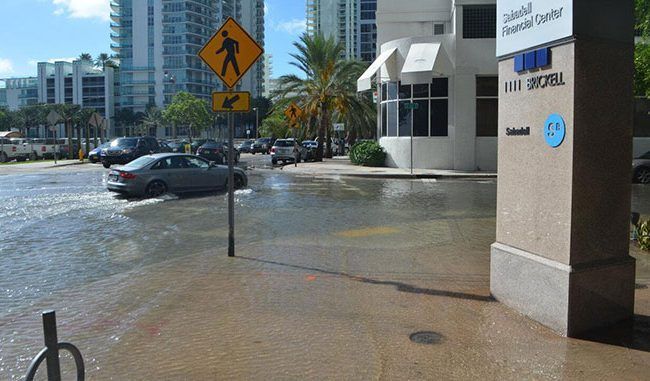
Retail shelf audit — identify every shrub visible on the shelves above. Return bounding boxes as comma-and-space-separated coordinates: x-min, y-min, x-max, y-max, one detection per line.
636, 219, 650, 251
350, 140, 386, 167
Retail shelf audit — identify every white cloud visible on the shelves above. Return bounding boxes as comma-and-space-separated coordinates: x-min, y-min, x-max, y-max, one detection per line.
52, 0, 110, 21
0, 58, 14, 76
274, 18, 306, 35
27, 57, 78, 67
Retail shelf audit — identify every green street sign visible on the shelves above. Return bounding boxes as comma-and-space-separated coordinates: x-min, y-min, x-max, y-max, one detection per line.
404, 102, 419, 110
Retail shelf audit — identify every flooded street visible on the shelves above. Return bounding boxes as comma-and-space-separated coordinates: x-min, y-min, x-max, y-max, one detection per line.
0, 164, 649, 379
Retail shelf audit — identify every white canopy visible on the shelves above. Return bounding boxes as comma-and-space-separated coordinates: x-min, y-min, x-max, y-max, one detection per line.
357, 47, 398, 92
401, 43, 452, 85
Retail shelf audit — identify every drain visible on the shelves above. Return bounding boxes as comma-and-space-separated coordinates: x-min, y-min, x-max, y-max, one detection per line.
409, 331, 443, 345
636, 283, 648, 290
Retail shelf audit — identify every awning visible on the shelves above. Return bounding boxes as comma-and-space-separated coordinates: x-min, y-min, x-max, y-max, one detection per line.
401, 43, 452, 85
357, 47, 398, 92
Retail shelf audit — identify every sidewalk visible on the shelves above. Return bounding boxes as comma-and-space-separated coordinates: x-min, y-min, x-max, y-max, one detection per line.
279, 156, 497, 179
0, 159, 87, 173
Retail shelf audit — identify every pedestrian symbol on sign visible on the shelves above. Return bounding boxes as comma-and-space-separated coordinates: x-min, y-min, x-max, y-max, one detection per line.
216, 31, 240, 77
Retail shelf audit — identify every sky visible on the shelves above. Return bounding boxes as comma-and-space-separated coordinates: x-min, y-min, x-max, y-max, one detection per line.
0, 0, 305, 79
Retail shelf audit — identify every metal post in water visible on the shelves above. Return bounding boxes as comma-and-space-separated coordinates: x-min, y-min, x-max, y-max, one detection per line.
228, 88, 235, 257
42, 310, 62, 381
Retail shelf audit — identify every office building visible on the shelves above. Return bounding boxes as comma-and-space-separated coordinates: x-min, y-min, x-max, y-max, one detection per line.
0, 77, 38, 110
307, 0, 377, 62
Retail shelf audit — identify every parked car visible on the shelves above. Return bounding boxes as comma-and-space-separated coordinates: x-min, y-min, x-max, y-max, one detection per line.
0, 138, 29, 162
106, 153, 248, 198
166, 140, 186, 153
158, 141, 173, 153
633, 151, 650, 184
271, 138, 305, 165
197, 141, 240, 164
88, 142, 110, 163
251, 137, 274, 154
100, 136, 161, 168
301, 140, 318, 162
29, 138, 59, 160
238, 139, 255, 153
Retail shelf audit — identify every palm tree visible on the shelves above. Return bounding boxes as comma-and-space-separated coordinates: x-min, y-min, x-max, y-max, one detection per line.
142, 106, 164, 137
95, 53, 116, 70
277, 33, 370, 159
79, 53, 93, 62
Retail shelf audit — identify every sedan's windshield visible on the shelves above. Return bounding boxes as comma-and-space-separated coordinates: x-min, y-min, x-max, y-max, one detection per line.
111, 138, 137, 148
274, 140, 294, 147
641, 151, 650, 159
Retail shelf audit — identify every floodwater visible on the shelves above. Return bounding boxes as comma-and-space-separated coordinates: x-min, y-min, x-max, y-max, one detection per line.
0, 166, 648, 380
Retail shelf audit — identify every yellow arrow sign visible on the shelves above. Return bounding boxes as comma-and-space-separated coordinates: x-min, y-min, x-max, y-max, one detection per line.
198, 17, 264, 89
212, 91, 251, 112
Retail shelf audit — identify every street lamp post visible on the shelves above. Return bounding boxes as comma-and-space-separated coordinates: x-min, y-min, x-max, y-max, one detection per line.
253, 107, 259, 138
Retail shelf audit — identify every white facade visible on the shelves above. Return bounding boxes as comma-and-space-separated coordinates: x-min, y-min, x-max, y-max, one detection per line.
37, 60, 115, 136
360, 0, 498, 171
0, 77, 38, 111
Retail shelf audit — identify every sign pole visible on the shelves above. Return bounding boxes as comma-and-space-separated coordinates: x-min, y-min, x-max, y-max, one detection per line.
227, 87, 235, 257
53, 129, 58, 165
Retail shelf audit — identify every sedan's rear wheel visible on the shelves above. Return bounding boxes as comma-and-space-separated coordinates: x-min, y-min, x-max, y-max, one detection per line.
146, 180, 167, 198
635, 167, 650, 184
234, 174, 245, 189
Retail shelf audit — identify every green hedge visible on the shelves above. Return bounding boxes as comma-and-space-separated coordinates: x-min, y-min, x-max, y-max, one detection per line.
349, 140, 386, 167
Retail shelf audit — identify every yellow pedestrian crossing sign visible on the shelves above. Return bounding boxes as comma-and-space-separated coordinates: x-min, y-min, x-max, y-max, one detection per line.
198, 17, 264, 89
285, 102, 303, 128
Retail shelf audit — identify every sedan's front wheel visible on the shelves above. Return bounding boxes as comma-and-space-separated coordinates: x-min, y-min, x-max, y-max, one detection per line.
635, 167, 650, 184
146, 180, 167, 198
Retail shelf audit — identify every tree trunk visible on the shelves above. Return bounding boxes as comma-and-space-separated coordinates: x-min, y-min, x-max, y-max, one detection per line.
188, 123, 193, 144
326, 128, 332, 158
316, 107, 329, 161
173, 122, 177, 139
85, 123, 90, 156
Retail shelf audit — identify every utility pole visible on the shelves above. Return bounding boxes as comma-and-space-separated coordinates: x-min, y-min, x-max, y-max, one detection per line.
253, 107, 259, 138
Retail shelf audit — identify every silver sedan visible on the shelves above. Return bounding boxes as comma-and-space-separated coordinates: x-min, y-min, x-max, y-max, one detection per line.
106, 153, 248, 197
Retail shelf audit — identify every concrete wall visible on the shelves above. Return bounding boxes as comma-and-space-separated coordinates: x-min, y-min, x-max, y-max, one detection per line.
475, 137, 497, 171
381, 137, 453, 169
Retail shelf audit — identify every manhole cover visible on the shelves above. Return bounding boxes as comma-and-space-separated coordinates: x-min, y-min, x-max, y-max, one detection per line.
409, 331, 443, 345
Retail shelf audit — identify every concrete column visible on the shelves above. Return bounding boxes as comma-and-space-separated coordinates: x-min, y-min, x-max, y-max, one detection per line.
491, 0, 635, 336
453, 68, 477, 170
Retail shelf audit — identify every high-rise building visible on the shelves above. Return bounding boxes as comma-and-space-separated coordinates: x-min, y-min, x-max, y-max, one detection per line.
306, 0, 376, 62
240, 0, 265, 97
0, 77, 38, 110
110, 0, 264, 116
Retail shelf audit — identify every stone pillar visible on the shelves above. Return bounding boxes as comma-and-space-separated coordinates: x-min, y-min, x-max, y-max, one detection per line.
491, 0, 636, 336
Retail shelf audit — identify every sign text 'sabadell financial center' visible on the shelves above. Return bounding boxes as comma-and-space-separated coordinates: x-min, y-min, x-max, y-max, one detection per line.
497, 0, 573, 57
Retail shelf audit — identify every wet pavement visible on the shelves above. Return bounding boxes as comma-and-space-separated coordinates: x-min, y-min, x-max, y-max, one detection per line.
0, 163, 649, 380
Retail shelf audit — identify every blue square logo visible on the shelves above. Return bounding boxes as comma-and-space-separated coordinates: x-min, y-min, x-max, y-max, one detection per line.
536, 48, 550, 68
514, 54, 525, 72
524, 51, 536, 70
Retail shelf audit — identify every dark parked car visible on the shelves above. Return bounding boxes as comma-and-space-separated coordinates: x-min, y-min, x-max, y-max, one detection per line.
106, 153, 248, 198
238, 139, 254, 153
88, 142, 110, 163
633, 151, 650, 184
251, 137, 274, 154
100, 137, 160, 168
158, 141, 173, 153
197, 141, 240, 164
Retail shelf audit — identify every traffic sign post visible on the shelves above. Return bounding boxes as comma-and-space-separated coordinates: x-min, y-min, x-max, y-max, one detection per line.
212, 91, 251, 113
199, 17, 264, 258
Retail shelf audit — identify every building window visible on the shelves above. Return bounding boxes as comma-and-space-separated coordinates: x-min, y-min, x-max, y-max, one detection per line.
434, 24, 445, 35
476, 76, 499, 137
463, 5, 496, 39
379, 78, 449, 138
